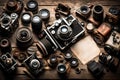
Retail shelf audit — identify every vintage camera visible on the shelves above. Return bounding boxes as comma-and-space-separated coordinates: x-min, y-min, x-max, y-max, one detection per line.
23, 54, 44, 75
38, 15, 85, 56
46, 15, 85, 50
87, 60, 104, 78
104, 31, 120, 58
105, 7, 120, 24
99, 53, 119, 72
55, 3, 71, 16
76, 5, 91, 20
4, 0, 23, 15
0, 13, 18, 36
93, 23, 111, 46
0, 53, 17, 73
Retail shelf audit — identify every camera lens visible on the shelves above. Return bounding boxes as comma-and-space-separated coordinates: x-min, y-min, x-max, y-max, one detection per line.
93, 4, 104, 21
49, 54, 58, 65
99, 53, 107, 63
5, 0, 23, 15
26, 0, 38, 13
6, 0, 17, 11
38, 38, 55, 56
104, 44, 114, 54
16, 27, 33, 49
1, 55, 7, 61
80, 5, 90, 14
30, 59, 40, 70
0, 38, 11, 53
57, 63, 67, 74
64, 52, 72, 60
70, 58, 79, 67
86, 23, 95, 33
17, 53, 26, 62
27, 1, 37, 9
57, 25, 72, 41
94, 5, 103, 13
76, 5, 91, 19
81, 7, 88, 13
21, 12, 31, 25
109, 7, 120, 15
39, 9, 50, 21
31, 15, 42, 34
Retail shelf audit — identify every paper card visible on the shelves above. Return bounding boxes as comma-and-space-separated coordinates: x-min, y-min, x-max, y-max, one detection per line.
71, 36, 100, 64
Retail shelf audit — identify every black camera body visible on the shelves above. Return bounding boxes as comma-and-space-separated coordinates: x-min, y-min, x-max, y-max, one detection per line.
0, 13, 18, 36
38, 15, 85, 56
23, 54, 44, 75
87, 60, 104, 78
0, 53, 17, 73
99, 53, 119, 72
46, 15, 85, 50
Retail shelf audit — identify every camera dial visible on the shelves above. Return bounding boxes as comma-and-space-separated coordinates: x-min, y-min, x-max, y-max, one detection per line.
30, 59, 40, 70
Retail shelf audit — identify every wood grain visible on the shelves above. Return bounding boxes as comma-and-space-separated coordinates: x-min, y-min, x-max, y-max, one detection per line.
0, 0, 120, 79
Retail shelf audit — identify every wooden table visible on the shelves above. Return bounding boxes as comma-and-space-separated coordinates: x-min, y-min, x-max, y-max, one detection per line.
0, 0, 120, 80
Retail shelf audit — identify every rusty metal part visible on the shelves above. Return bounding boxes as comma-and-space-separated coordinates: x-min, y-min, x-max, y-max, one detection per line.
5, 0, 23, 15
93, 23, 111, 46
93, 30, 105, 46
97, 23, 111, 37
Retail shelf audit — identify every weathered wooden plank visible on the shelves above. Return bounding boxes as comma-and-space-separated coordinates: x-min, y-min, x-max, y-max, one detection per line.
0, 0, 120, 79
